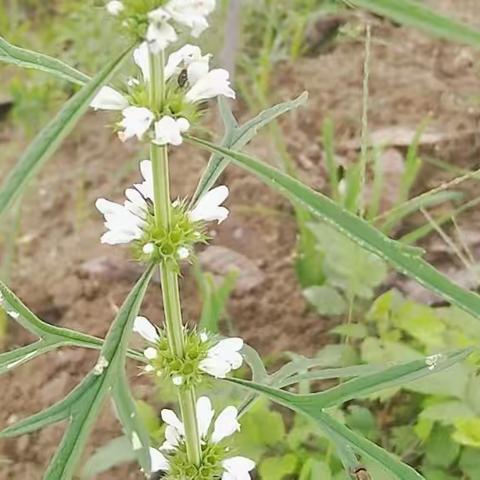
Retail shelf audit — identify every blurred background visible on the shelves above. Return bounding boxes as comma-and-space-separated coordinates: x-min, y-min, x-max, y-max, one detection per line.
2, 1, 480, 478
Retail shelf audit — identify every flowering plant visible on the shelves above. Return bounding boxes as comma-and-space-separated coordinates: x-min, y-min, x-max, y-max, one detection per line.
0, 1, 479, 480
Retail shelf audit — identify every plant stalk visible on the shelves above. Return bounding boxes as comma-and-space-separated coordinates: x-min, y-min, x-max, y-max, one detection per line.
149, 49, 202, 466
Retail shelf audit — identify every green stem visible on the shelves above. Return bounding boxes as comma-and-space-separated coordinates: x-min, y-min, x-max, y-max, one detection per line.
148, 49, 202, 466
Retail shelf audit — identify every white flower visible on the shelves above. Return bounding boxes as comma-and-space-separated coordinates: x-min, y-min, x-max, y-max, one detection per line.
119, 106, 155, 141
150, 396, 254, 479
96, 160, 230, 248
153, 116, 190, 146
90, 86, 129, 111
147, 8, 178, 53
106, 0, 124, 16
134, 316, 160, 343
145, 0, 216, 51
222, 457, 256, 480
186, 68, 235, 103
95, 198, 146, 245
95, 161, 152, 245
165, 44, 235, 104
165, 0, 216, 37
199, 337, 244, 379
189, 185, 230, 224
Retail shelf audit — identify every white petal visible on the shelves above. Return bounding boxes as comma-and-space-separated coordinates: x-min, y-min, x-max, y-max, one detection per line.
172, 376, 184, 386
133, 42, 150, 82
90, 86, 128, 111
186, 69, 235, 103
161, 409, 185, 435
189, 186, 229, 223
209, 338, 243, 356
165, 44, 203, 80
144, 347, 158, 360
164, 424, 181, 449
196, 396, 214, 438
133, 316, 160, 343
147, 11, 178, 52
150, 448, 170, 472
222, 456, 255, 480
153, 116, 190, 146
166, 0, 215, 37
106, 0, 124, 15
200, 332, 209, 343
199, 357, 231, 379
212, 406, 240, 443
120, 106, 154, 141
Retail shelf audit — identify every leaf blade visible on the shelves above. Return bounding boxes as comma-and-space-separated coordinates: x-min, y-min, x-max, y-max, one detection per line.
0, 36, 90, 85
189, 138, 480, 321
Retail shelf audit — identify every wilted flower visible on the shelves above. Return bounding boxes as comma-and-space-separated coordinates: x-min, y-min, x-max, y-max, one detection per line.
90, 43, 234, 145
149, 396, 255, 479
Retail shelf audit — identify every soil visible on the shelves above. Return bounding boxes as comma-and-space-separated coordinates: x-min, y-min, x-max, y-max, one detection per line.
2, 1, 480, 478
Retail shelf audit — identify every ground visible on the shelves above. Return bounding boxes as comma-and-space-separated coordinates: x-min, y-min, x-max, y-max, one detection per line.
1, 1, 480, 478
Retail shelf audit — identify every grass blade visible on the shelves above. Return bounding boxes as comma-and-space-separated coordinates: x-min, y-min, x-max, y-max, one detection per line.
349, 0, 480, 48
0, 47, 130, 219
189, 137, 480, 320
0, 36, 90, 85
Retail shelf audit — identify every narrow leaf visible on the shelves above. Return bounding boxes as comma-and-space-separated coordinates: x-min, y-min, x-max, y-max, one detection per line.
0, 46, 130, 218
192, 92, 308, 204
113, 373, 151, 473
349, 0, 480, 48
0, 36, 90, 85
317, 411, 424, 479
0, 340, 61, 375
43, 266, 153, 480
189, 138, 480, 320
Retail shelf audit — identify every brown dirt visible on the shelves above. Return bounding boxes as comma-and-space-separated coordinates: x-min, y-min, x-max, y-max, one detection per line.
2, 1, 480, 478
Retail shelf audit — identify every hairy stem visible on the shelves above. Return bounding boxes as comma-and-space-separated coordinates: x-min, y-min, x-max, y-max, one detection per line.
148, 49, 202, 466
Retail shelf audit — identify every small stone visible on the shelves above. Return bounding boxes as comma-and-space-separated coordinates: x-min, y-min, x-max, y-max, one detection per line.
199, 246, 265, 293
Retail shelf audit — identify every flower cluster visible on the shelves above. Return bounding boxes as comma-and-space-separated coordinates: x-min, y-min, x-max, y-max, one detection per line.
134, 316, 244, 387
150, 396, 255, 479
95, 160, 229, 264
91, 43, 234, 145
106, 0, 216, 52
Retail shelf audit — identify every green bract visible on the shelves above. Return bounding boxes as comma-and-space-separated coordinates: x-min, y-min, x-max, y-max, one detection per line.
166, 442, 226, 480
148, 329, 214, 388
133, 201, 208, 267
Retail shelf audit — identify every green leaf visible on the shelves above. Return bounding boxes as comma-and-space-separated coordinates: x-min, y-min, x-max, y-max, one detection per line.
348, 0, 480, 48
420, 401, 475, 425
81, 436, 135, 479
226, 352, 469, 479
188, 137, 480, 322
0, 267, 153, 480
308, 222, 388, 299
0, 340, 60, 375
304, 285, 347, 315
260, 454, 298, 480
0, 47, 130, 219
191, 92, 308, 204
0, 36, 90, 85
424, 425, 460, 469
453, 418, 480, 448
459, 447, 480, 478
330, 323, 368, 339
112, 373, 151, 473
235, 399, 285, 461
300, 459, 332, 480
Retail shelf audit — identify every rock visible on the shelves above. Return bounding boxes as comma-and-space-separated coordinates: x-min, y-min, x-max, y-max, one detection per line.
199, 246, 265, 294
343, 126, 446, 150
